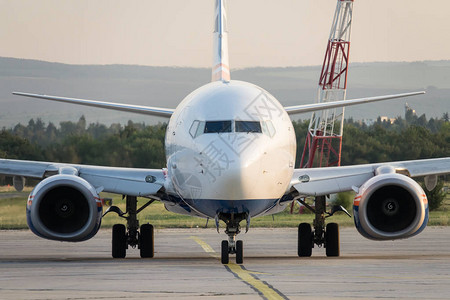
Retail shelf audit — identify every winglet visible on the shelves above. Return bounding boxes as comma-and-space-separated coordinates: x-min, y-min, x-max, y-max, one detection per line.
211, 0, 231, 82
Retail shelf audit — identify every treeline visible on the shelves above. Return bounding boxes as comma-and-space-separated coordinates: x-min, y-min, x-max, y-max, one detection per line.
294, 112, 449, 166
0, 112, 449, 170
0, 116, 166, 168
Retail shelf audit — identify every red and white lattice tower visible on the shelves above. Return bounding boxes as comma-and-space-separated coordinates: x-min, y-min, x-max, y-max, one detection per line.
299, 0, 354, 169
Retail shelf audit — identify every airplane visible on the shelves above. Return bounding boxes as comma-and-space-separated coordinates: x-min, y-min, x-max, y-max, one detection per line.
1, 0, 449, 264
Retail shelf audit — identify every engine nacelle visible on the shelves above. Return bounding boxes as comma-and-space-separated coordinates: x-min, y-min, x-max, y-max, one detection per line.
353, 173, 428, 240
26, 174, 102, 242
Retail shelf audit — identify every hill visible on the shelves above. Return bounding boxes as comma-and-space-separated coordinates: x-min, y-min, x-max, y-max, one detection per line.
0, 57, 448, 127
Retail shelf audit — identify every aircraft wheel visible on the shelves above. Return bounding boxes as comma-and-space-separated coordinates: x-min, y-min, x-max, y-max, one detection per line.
112, 224, 127, 258
221, 240, 229, 264
298, 223, 312, 257
140, 224, 154, 258
236, 240, 243, 264
325, 223, 340, 257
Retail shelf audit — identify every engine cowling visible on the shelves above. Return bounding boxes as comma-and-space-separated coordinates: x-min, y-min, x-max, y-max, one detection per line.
353, 173, 428, 240
26, 174, 102, 242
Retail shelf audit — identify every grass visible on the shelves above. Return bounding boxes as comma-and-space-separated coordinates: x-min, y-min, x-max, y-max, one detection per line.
0, 184, 449, 230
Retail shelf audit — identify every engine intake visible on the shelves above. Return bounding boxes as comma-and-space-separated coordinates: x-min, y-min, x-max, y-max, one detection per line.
27, 174, 102, 242
353, 173, 428, 240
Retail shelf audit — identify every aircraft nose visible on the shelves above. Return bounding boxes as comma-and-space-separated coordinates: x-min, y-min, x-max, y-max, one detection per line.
194, 137, 265, 199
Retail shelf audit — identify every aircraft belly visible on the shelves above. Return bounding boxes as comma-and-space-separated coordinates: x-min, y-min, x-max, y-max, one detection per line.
165, 195, 279, 218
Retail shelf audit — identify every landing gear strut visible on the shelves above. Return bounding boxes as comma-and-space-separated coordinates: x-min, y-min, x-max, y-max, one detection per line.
297, 195, 349, 257
105, 195, 156, 258
218, 212, 247, 264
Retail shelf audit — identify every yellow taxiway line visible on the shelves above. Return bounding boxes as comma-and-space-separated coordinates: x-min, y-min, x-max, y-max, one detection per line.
189, 236, 287, 300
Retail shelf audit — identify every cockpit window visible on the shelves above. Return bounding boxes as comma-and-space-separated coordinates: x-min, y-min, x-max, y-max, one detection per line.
235, 121, 262, 133
190, 120, 270, 138
189, 120, 203, 138
261, 120, 276, 138
204, 120, 232, 133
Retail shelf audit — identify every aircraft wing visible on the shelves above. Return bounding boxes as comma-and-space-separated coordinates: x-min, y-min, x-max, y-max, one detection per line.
0, 158, 165, 197
13, 91, 423, 118
284, 91, 424, 115
12, 92, 174, 118
290, 157, 450, 196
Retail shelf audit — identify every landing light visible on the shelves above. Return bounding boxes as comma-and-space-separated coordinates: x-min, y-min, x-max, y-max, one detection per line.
299, 175, 310, 183
145, 175, 156, 183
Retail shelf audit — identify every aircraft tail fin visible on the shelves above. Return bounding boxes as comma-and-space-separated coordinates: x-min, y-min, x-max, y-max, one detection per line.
211, 0, 230, 82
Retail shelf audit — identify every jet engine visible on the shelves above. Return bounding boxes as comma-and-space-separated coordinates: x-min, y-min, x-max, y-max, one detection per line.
353, 173, 428, 240
26, 174, 102, 242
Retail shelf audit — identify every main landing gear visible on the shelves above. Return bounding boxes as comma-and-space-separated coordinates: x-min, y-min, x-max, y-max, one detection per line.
104, 195, 156, 258
217, 212, 248, 264
297, 195, 350, 257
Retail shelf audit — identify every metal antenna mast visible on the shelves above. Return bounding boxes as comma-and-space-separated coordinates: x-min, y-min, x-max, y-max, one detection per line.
299, 0, 354, 169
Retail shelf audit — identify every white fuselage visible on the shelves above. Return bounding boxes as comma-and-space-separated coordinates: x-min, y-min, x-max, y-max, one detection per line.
163, 80, 296, 218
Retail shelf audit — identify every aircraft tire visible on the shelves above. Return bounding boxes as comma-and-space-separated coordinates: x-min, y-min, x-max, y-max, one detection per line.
112, 224, 127, 258
140, 224, 154, 258
236, 240, 243, 264
221, 240, 229, 264
325, 223, 340, 257
298, 223, 312, 257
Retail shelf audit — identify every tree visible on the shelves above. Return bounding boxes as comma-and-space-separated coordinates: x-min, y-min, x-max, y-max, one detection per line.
332, 191, 354, 211
443, 112, 449, 122
76, 115, 87, 134
0, 130, 43, 160
422, 180, 446, 211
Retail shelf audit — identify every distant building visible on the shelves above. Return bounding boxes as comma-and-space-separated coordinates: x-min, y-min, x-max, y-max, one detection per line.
380, 116, 396, 124
357, 119, 375, 126
405, 102, 418, 123
405, 102, 416, 116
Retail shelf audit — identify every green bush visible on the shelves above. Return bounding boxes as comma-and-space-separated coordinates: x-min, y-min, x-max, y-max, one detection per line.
422, 181, 446, 211
332, 191, 355, 211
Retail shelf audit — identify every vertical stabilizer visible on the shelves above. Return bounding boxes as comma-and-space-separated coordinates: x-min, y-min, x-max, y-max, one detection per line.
211, 0, 230, 82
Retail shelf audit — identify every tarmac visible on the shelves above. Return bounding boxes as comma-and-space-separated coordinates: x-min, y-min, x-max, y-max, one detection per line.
1, 227, 450, 299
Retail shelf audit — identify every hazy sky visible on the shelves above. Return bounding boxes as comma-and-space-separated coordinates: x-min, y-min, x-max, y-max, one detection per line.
1, 0, 449, 68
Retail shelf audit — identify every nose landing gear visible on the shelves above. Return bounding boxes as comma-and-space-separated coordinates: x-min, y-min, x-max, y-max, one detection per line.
221, 229, 244, 264
217, 212, 247, 264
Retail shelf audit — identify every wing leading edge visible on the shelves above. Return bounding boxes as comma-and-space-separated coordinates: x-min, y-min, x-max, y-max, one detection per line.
12, 92, 174, 118
284, 91, 425, 115
0, 158, 165, 197
290, 157, 450, 197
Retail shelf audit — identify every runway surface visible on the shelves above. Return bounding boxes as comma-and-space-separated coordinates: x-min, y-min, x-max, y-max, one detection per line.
1, 227, 450, 299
